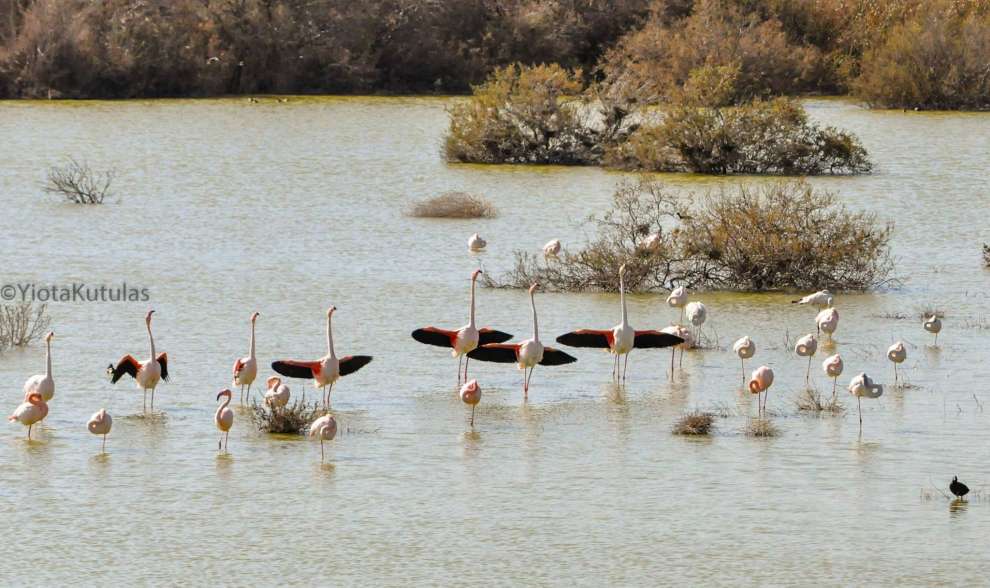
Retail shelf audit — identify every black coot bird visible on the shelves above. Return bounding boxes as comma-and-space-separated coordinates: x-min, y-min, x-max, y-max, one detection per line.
950, 476, 970, 500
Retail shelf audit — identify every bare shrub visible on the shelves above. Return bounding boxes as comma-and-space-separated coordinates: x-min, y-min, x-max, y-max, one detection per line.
409, 192, 496, 219
0, 303, 50, 351
251, 399, 327, 435
746, 418, 779, 437
672, 411, 715, 435
983, 244, 990, 267
796, 388, 845, 413
44, 158, 114, 204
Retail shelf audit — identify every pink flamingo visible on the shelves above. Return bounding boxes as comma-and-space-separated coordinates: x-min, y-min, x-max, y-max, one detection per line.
108, 310, 169, 412
748, 366, 774, 417
232, 312, 260, 403
9, 393, 48, 440
87, 409, 112, 452
459, 379, 481, 426
214, 389, 234, 453
23, 331, 55, 402
309, 414, 338, 462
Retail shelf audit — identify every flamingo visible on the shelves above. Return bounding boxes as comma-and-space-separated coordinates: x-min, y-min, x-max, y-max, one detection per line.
264, 376, 290, 411
87, 409, 112, 452
8, 393, 48, 440
412, 269, 513, 384
555, 264, 682, 382
822, 354, 844, 401
923, 314, 942, 345
685, 301, 707, 342
887, 341, 906, 385
23, 331, 54, 402
107, 310, 168, 412
309, 414, 337, 462
748, 366, 774, 416
732, 336, 755, 383
792, 289, 833, 308
816, 307, 839, 342
272, 306, 373, 408
848, 373, 883, 432
641, 232, 662, 252
660, 324, 693, 377
795, 334, 818, 385
468, 233, 486, 252
666, 286, 688, 323
459, 379, 481, 427
232, 311, 259, 403
543, 239, 561, 257
467, 283, 577, 399
214, 389, 234, 453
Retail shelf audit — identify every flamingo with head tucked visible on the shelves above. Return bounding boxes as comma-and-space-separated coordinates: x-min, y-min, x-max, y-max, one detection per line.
412, 269, 512, 384
232, 312, 260, 403
685, 301, 707, 342
309, 414, 337, 463
214, 389, 233, 453
468, 233, 486, 252
795, 334, 818, 385
848, 373, 883, 432
816, 307, 839, 342
468, 283, 577, 399
107, 310, 168, 412
822, 354, 844, 401
887, 341, 906, 385
749, 366, 774, 416
87, 409, 112, 452
732, 336, 755, 383
556, 264, 682, 382
923, 315, 942, 346
666, 287, 688, 324
23, 331, 54, 402
459, 379, 481, 427
8, 393, 48, 440
272, 306, 372, 408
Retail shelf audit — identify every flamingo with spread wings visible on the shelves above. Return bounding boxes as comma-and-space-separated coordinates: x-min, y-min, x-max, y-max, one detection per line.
271, 306, 372, 408
107, 310, 168, 412
412, 269, 513, 384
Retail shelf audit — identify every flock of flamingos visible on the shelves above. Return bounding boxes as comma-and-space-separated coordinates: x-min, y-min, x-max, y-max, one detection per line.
7, 254, 947, 464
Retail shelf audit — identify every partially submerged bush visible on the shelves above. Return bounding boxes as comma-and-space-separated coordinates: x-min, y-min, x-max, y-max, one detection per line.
487, 180, 894, 292
673, 411, 715, 435
0, 303, 51, 351
44, 158, 114, 204
796, 388, 845, 413
984, 244, 990, 267
409, 192, 496, 219
746, 418, 779, 437
251, 399, 327, 435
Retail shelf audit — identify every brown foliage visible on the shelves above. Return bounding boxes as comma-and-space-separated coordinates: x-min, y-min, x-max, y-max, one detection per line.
251, 399, 327, 435
409, 192, 496, 219
672, 411, 715, 435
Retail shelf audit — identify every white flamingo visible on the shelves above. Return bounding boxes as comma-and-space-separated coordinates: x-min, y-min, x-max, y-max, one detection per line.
108, 310, 168, 412
685, 301, 707, 342
309, 414, 338, 462
661, 324, 694, 377
459, 379, 481, 427
795, 334, 818, 384
232, 312, 260, 403
792, 289, 833, 308
816, 307, 839, 342
923, 314, 942, 346
848, 373, 883, 432
467, 233, 486, 252
822, 354, 844, 401
543, 239, 561, 257
87, 409, 112, 452
666, 286, 688, 324
23, 331, 55, 402
214, 389, 234, 453
887, 341, 907, 385
732, 336, 756, 383
264, 376, 290, 411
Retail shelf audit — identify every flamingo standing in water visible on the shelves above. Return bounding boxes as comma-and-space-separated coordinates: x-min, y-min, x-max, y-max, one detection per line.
107, 310, 169, 412
848, 373, 883, 432
732, 336, 756, 383
887, 341, 907, 385
924, 315, 942, 345
822, 354, 844, 401
795, 334, 818, 385
272, 306, 373, 408
87, 409, 112, 452
214, 389, 234, 453
459, 379, 481, 427
264, 376, 290, 411
232, 312, 259, 403
309, 414, 337, 463
661, 324, 693, 377
748, 366, 774, 416
8, 393, 48, 440
556, 264, 682, 382
23, 331, 54, 402
543, 239, 561, 257
666, 287, 688, 324
685, 301, 707, 342
468, 284, 577, 399
792, 289, 833, 309
412, 269, 513, 384
816, 307, 839, 342
468, 233, 486, 252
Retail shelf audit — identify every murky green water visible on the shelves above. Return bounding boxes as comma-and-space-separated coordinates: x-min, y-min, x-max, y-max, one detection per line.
1, 96, 988, 585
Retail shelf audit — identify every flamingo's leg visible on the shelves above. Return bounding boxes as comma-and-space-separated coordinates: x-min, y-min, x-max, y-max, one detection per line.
622, 353, 629, 383
320, 438, 325, 463
464, 357, 470, 382
457, 355, 463, 386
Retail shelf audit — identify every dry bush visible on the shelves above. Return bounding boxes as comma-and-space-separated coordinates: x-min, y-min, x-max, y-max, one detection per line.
672, 411, 715, 435
251, 399, 327, 435
984, 244, 990, 267
0, 303, 50, 351
746, 418, 779, 437
44, 158, 114, 204
796, 388, 844, 413
487, 179, 894, 292
409, 192, 496, 219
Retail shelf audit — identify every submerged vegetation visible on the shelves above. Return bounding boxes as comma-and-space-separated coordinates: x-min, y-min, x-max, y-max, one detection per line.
0, 303, 51, 351
251, 399, 326, 435
410, 192, 496, 219
672, 411, 715, 435
44, 159, 114, 204
487, 180, 894, 293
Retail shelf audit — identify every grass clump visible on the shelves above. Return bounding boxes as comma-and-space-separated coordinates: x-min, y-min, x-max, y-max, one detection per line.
251, 399, 327, 435
409, 192, 496, 219
44, 158, 114, 204
673, 411, 715, 435
746, 418, 780, 438
0, 303, 51, 351
796, 388, 845, 414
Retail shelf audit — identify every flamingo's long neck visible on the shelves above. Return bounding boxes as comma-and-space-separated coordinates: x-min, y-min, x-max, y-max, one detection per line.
619, 272, 628, 327
147, 320, 155, 358
219, 394, 231, 412
530, 289, 539, 343
249, 320, 256, 359
469, 275, 477, 328
326, 314, 336, 359
44, 338, 52, 378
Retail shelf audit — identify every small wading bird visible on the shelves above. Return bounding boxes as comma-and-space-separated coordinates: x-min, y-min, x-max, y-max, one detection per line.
468, 233, 486, 252
87, 408, 112, 452
214, 389, 233, 453
8, 392, 48, 440
950, 476, 970, 500
816, 307, 839, 342
23, 331, 55, 402
887, 341, 907, 385
666, 286, 688, 324
792, 289, 833, 309
264, 376, 290, 411
272, 306, 373, 408
923, 314, 942, 346
107, 310, 169, 412
749, 365, 774, 417
468, 283, 577, 399
732, 336, 756, 383
661, 324, 693, 377
232, 312, 259, 403
848, 373, 883, 432
543, 239, 561, 257
795, 334, 818, 384
309, 413, 337, 463
412, 269, 513, 385
459, 379, 481, 427
556, 264, 682, 382
822, 354, 844, 401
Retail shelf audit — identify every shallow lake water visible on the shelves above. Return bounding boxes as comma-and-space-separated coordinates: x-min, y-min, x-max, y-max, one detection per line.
0, 96, 988, 585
